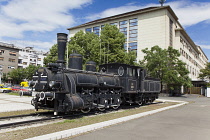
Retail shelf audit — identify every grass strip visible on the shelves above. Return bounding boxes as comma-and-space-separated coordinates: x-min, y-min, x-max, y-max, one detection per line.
0, 109, 51, 118
7, 92, 20, 96
0, 102, 179, 140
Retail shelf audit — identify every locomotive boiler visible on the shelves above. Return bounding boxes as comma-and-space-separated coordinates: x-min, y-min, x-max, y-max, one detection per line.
27, 33, 160, 115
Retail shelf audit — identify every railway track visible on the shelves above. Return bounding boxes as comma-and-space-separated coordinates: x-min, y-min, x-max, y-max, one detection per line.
0, 102, 162, 130
0, 112, 62, 130
0, 111, 52, 120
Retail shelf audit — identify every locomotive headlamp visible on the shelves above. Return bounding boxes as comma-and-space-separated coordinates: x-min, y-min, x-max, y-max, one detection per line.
49, 81, 61, 88
49, 81, 55, 88
29, 81, 35, 87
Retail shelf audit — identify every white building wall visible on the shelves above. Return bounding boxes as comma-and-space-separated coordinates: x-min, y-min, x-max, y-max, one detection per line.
18, 47, 46, 68
137, 9, 168, 60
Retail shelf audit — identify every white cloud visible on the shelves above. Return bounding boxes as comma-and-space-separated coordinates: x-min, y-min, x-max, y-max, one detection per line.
7, 40, 56, 52
85, 4, 156, 21
0, 0, 92, 39
1, 0, 210, 53
169, 1, 210, 27
199, 44, 210, 50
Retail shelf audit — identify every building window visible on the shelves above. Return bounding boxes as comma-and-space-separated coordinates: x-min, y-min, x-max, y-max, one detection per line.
23, 62, 27, 65
128, 42, 137, 51
93, 26, 100, 36
9, 58, 15, 62
169, 19, 173, 46
124, 43, 127, 50
18, 66, 23, 68
38, 58, 41, 61
120, 28, 127, 35
30, 63, 36, 66
0, 57, 4, 61
0, 50, 5, 55
9, 52, 16, 56
110, 22, 118, 26
85, 28, 92, 33
129, 18, 138, 42
8, 66, 15, 69
18, 59, 22, 64
101, 25, 105, 30
119, 20, 127, 37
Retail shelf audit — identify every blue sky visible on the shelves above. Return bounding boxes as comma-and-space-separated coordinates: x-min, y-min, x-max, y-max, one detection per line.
0, 0, 210, 61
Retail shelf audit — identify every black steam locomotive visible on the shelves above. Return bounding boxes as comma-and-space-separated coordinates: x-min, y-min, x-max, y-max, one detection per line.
27, 33, 160, 115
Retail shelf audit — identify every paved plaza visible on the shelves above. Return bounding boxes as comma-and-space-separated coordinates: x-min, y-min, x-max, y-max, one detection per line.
70, 94, 210, 140
0, 93, 34, 112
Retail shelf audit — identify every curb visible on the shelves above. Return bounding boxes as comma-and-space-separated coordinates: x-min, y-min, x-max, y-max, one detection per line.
25, 99, 188, 140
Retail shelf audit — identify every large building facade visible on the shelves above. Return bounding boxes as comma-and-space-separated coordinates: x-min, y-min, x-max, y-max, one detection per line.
0, 42, 20, 73
0, 43, 46, 73
18, 47, 46, 69
67, 6, 208, 82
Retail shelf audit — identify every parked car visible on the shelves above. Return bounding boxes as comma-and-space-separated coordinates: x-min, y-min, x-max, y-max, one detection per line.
19, 87, 32, 96
0, 85, 12, 93
20, 87, 32, 92
11, 86, 22, 91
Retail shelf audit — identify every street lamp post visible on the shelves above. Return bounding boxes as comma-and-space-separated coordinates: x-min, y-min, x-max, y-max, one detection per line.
159, 0, 166, 6
0, 66, 2, 85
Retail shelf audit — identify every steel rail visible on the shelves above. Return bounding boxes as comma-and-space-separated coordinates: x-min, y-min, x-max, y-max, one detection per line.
0, 116, 62, 129
0, 112, 52, 120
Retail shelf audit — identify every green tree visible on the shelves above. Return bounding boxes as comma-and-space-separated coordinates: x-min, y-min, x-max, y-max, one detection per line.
5, 65, 40, 84
67, 30, 100, 66
44, 24, 137, 68
199, 62, 210, 86
99, 24, 136, 65
7, 68, 26, 84
43, 44, 58, 65
68, 24, 137, 67
25, 65, 40, 80
2, 73, 9, 83
139, 46, 192, 92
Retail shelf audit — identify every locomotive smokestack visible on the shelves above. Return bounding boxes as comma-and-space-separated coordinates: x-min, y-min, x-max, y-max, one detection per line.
57, 33, 68, 64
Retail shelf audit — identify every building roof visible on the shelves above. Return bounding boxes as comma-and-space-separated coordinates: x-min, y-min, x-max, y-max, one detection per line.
176, 28, 200, 54
0, 42, 20, 50
67, 6, 178, 30
197, 45, 208, 60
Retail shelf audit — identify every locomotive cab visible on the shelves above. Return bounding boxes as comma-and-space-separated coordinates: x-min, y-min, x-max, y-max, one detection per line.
99, 63, 144, 94
99, 63, 160, 105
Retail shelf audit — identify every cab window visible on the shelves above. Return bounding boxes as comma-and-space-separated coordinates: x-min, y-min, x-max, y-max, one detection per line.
133, 69, 136, 77
127, 68, 132, 77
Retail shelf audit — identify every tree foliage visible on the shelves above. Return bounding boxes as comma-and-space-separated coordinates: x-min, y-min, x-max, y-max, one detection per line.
25, 65, 41, 80
7, 68, 26, 84
6, 65, 40, 84
99, 24, 136, 65
199, 62, 210, 86
43, 44, 58, 65
67, 30, 101, 66
139, 46, 192, 91
45, 24, 137, 68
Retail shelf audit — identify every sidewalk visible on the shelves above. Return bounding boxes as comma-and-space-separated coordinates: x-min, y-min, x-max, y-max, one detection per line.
25, 98, 188, 140
69, 95, 210, 140
0, 93, 34, 112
